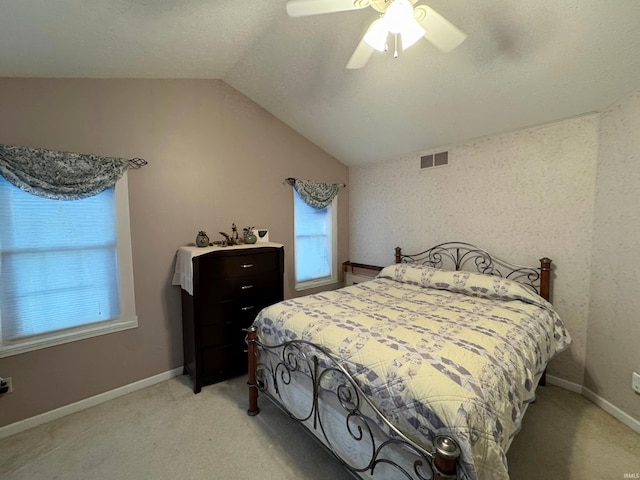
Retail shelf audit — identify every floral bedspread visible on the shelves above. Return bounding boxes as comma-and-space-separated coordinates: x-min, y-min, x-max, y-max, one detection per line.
253, 263, 572, 480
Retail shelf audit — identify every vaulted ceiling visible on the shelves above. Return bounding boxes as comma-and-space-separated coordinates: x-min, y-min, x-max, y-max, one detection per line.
1, 0, 639, 166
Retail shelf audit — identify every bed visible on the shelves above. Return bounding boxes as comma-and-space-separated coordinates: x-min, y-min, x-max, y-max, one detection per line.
245, 242, 571, 480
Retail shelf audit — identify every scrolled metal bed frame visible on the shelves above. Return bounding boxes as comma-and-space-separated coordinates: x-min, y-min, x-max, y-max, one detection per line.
394, 242, 552, 302
246, 242, 553, 480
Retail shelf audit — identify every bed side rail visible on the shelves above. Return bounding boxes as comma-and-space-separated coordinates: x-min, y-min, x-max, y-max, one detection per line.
343, 261, 384, 286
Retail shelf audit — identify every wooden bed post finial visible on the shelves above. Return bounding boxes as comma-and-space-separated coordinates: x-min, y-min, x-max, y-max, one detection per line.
245, 326, 260, 416
539, 257, 552, 302
395, 247, 402, 264
433, 436, 460, 479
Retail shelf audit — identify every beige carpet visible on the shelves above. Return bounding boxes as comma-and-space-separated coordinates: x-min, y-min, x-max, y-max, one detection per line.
1, 375, 638, 480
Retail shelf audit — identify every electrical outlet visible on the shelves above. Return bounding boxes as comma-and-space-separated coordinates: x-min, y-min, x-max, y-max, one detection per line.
633, 372, 640, 395
0, 377, 12, 395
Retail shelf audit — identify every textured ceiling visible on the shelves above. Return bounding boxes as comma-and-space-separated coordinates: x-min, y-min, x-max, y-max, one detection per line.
1, 0, 639, 166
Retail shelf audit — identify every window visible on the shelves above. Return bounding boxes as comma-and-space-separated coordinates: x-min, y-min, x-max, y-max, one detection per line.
293, 189, 337, 290
0, 174, 137, 357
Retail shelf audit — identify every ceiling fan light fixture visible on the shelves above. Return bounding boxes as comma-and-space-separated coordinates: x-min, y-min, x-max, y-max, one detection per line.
385, 0, 415, 34
367, 0, 426, 54
284, 0, 466, 69
363, 17, 389, 52
400, 18, 426, 49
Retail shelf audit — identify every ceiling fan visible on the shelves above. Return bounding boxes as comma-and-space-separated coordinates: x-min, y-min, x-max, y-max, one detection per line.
286, 0, 467, 69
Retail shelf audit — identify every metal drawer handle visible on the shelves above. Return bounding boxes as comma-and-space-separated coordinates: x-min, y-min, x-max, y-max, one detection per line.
241, 285, 254, 290
240, 263, 254, 269
241, 305, 255, 311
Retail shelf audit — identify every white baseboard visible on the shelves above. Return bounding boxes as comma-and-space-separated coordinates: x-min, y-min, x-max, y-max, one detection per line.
546, 374, 583, 394
582, 387, 640, 434
3, 368, 639, 442
0, 367, 183, 441
547, 374, 640, 434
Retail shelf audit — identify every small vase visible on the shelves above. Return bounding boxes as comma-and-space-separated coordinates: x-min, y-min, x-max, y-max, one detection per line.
244, 233, 257, 244
196, 231, 209, 247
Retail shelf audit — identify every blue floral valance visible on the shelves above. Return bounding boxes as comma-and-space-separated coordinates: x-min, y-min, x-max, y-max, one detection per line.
0, 144, 147, 200
286, 177, 345, 209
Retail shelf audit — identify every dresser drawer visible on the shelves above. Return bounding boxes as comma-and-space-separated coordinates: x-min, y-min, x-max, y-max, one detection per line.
206, 272, 280, 302
200, 302, 259, 346
200, 288, 279, 323
201, 320, 248, 347
199, 250, 280, 280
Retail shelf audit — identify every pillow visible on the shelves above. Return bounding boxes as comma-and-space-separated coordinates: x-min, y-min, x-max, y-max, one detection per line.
377, 263, 550, 309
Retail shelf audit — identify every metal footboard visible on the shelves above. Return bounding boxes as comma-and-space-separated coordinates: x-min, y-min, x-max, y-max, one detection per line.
246, 327, 461, 480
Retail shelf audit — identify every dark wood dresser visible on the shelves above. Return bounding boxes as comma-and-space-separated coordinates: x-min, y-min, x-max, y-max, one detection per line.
177, 244, 284, 393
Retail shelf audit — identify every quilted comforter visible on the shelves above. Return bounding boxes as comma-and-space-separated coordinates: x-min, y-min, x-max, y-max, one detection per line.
253, 263, 571, 480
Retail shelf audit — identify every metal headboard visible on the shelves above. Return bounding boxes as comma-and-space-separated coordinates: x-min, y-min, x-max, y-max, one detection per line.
395, 242, 552, 300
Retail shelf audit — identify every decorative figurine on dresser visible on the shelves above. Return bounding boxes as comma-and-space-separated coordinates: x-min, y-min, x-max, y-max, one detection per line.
173, 242, 284, 393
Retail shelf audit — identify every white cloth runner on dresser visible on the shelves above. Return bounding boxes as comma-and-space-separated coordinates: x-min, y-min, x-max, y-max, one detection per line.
172, 242, 284, 296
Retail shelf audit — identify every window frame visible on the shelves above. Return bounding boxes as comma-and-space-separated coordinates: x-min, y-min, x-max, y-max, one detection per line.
0, 173, 138, 358
293, 189, 338, 291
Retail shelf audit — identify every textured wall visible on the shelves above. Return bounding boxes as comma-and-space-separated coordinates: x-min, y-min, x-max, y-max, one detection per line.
350, 115, 601, 385
0, 79, 348, 427
586, 88, 640, 420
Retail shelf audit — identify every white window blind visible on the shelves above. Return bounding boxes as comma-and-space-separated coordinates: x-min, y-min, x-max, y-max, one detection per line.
0, 174, 137, 357
293, 189, 337, 290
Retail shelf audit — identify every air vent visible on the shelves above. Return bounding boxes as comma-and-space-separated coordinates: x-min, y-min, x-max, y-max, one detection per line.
420, 154, 434, 169
420, 151, 449, 169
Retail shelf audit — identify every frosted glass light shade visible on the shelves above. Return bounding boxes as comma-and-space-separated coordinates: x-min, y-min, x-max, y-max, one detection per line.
363, 1, 427, 55
364, 17, 389, 52
400, 18, 426, 49
385, 0, 414, 34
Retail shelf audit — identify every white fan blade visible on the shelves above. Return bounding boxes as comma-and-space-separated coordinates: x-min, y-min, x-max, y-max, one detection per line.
346, 38, 375, 69
286, 0, 369, 17
414, 5, 467, 52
